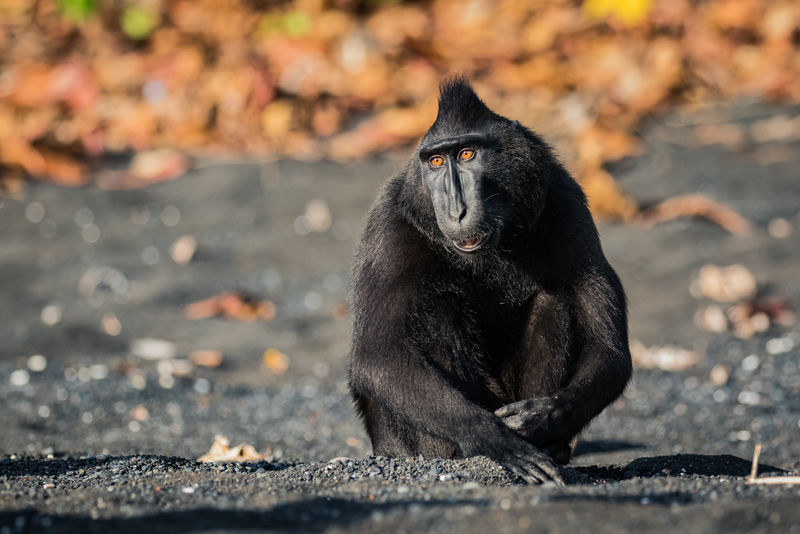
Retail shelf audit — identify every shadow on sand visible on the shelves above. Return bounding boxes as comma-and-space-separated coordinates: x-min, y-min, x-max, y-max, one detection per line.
570, 452, 782, 482
0, 496, 481, 534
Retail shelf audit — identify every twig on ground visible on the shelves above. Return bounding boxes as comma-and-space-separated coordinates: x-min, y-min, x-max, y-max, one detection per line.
747, 444, 800, 485
637, 194, 752, 236
749, 443, 761, 480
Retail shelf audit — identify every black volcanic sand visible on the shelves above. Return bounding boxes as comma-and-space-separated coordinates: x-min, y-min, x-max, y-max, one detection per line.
1, 102, 799, 533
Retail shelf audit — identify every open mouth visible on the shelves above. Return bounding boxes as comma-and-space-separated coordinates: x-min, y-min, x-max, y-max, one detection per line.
453, 232, 490, 252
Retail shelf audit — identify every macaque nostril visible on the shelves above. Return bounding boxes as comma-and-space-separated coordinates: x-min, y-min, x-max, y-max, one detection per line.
449, 206, 466, 223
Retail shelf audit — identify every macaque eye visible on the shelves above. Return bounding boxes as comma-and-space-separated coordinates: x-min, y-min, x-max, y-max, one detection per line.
429, 155, 445, 168
459, 148, 475, 161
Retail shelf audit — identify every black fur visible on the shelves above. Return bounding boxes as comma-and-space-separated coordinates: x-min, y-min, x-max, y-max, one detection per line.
349, 78, 631, 485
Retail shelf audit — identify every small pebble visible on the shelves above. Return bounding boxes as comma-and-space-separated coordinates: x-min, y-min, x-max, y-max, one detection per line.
161, 205, 181, 226
709, 364, 729, 386
9, 369, 30, 387
81, 224, 101, 244
766, 336, 795, 355
733, 430, 751, 441
304, 292, 322, 311
741, 354, 760, 372
25, 202, 45, 223
40, 304, 62, 326
131, 338, 176, 360
737, 391, 760, 406
74, 207, 94, 228
27, 355, 47, 372
768, 218, 791, 238
170, 235, 197, 264
102, 313, 122, 336
141, 246, 160, 265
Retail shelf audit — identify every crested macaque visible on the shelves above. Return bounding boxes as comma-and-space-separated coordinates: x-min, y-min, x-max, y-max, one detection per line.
349, 78, 631, 484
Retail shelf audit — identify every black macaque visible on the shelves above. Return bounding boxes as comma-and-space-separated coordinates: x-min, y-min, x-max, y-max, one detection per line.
348, 78, 632, 485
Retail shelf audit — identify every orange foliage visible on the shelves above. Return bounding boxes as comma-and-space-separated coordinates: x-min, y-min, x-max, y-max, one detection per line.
1, 0, 800, 217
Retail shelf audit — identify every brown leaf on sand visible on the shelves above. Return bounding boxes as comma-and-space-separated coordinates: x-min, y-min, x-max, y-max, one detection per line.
690, 263, 757, 303
728, 304, 770, 339
695, 304, 729, 333
1, 141, 87, 185
188, 350, 224, 368
638, 194, 751, 235
262, 348, 289, 374
0, 171, 25, 197
0, 139, 86, 186
37, 150, 88, 186
728, 296, 794, 338
197, 435, 271, 463
695, 298, 790, 339
326, 121, 402, 161
694, 123, 747, 149
3, 60, 98, 110
577, 125, 641, 168
186, 292, 276, 321
130, 149, 189, 183
95, 149, 189, 190
4, 0, 800, 222
2, 140, 46, 176
630, 339, 701, 371
580, 167, 639, 221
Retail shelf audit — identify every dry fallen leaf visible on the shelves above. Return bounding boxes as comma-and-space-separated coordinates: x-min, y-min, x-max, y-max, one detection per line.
638, 194, 751, 236
728, 296, 794, 338
101, 312, 122, 336
728, 307, 770, 339
129, 148, 189, 183
130, 404, 150, 422
580, 167, 639, 221
262, 348, 289, 374
630, 339, 701, 371
1, 140, 87, 185
188, 350, 224, 368
696, 305, 728, 333
2, 0, 800, 224
696, 295, 792, 338
694, 123, 747, 149
690, 264, 757, 303
130, 338, 177, 360
186, 292, 276, 321
584, 0, 653, 26
709, 363, 730, 386
197, 435, 271, 463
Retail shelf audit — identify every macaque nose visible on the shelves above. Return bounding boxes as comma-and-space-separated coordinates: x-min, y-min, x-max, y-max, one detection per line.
450, 203, 467, 223
446, 167, 467, 224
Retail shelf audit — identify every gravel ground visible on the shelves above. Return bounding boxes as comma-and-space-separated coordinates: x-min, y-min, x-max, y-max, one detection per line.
1, 102, 800, 533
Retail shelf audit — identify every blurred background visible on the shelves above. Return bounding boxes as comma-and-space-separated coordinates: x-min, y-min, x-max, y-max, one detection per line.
3, 0, 800, 215
1, 0, 799, 464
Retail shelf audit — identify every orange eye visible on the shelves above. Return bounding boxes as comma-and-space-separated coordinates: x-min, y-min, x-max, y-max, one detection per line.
459, 148, 475, 161
429, 155, 445, 168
